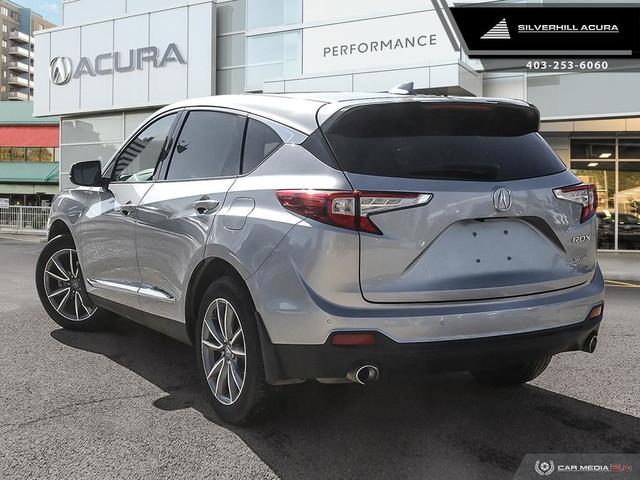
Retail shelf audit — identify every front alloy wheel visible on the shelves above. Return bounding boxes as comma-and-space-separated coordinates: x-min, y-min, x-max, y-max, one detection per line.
43, 248, 96, 322
36, 234, 108, 331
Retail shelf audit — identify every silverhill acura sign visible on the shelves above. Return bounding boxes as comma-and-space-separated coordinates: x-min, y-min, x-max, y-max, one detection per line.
450, 7, 640, 58
49, 43, 186, 85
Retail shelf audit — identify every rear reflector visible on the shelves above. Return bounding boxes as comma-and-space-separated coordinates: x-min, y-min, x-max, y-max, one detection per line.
331, 333, 375, 346
588, 304, 603, 319
276, 190, 432, 235
553, 183, 598, 223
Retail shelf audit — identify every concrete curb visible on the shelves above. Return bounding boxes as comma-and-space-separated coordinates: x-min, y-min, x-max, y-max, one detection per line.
602, 273, 640, 283
598, 253, 640, 284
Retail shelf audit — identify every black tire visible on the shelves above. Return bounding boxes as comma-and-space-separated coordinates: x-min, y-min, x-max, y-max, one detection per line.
195, 277, 276, 425
35, 234, 109, 331
469, 357, 552, 387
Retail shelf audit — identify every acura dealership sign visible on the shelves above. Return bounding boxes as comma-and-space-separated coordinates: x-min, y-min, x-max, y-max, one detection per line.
49, 44, 186, 85
34, 2, 216, 117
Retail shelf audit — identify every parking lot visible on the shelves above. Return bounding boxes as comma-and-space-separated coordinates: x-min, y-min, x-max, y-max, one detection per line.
1, 235, 639, 480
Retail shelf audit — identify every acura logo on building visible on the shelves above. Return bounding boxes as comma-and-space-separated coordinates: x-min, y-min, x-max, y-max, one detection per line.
50, 56, 72, 85
493, 188, 512, 211
48, 44, 186, 85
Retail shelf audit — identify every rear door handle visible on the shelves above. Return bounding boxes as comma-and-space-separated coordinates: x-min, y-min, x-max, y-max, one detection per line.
119, 201, 136, 216
193, 197, 219, 214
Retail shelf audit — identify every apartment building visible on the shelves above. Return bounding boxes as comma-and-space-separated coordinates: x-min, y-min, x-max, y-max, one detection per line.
1, 0, 55, 101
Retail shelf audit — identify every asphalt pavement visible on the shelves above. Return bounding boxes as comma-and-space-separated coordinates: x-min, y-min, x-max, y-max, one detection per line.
1, 236, 639, 480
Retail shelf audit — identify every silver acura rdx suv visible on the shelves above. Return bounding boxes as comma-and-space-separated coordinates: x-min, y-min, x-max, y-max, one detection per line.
36, 91, 605, 424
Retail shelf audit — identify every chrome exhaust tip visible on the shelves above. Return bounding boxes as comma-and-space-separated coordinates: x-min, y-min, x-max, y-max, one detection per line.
585, 334, 598, 354
347, 365, 380, 385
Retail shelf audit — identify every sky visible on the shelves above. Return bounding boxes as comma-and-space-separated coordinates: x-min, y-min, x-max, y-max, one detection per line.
12, 0, 61, 26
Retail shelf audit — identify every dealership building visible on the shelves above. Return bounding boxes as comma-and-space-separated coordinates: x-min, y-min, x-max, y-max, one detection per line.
33, 0, 640, 251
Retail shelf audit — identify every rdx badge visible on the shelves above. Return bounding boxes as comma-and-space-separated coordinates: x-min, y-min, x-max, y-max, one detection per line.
572, 234, 591, 243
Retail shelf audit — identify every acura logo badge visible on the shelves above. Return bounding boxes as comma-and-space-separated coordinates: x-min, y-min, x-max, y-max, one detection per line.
493, 188, 512, 211
49, 57, 72, 86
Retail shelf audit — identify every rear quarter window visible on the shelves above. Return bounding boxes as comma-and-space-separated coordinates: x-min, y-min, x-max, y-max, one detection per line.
242, 119, 283, 174
322, 102, 566, 182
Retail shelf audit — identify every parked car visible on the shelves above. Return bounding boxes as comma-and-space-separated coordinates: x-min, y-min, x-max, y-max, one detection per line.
597, 211, 640, 249
36, 91, 605, 424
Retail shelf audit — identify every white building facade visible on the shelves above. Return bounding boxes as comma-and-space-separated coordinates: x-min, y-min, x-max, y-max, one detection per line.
34, 0, 640, 251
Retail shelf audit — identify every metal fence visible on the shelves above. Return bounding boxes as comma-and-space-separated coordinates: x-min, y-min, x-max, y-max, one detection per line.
0, 206, 51, 235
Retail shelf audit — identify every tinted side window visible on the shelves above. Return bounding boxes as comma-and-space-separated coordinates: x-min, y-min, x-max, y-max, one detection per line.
166, 111, 244, 181
242, 119, 283, 174
112, 114, 177, 182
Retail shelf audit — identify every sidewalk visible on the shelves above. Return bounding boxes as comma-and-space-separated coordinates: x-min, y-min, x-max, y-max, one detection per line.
597, 252, 640, 283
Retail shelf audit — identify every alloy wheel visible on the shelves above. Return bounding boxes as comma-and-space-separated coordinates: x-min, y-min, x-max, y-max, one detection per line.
201, 298, 247, 405
42, 248, 96, 322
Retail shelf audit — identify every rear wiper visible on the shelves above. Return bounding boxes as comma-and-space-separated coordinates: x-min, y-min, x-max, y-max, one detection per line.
409, 163, 500, 180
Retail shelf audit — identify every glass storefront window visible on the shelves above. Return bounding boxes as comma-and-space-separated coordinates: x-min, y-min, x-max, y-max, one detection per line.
246, 31, 302, 89
619, 139, 640, 159
41, 148, 55, 162
61, 114, 123, 144
247, 0, 302, 30
26, 147, 41, 162
61, 144, 119, 167
571, 138, 640, 251
11, 147, 24, 162
0, 147, 57, 162
571, 139, 615, 159
571, 161, 616, 250
617, 162, 640, 250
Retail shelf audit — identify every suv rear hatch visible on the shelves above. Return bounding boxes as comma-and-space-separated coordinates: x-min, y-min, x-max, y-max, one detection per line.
320, 99, 597, 303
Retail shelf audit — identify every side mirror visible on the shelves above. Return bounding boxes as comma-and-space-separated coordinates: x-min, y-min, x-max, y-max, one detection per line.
69, 160, 107, 187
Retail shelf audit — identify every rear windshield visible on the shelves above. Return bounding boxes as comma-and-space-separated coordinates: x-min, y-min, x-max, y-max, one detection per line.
322, 102, 566, 182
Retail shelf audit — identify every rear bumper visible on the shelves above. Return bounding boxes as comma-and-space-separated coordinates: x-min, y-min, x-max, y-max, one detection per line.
259, 309, 603, 383
252, 261, 605, 345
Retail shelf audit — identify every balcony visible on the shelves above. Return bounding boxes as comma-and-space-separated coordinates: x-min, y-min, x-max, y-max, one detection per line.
8, 74, 29, 87
8, 61, 34, 74
9, 46, 30, 58
9, 30, 32, 44
8, 91, 29, 101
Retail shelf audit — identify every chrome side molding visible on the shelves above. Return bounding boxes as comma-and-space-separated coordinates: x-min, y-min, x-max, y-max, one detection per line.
87, 278, 175, 303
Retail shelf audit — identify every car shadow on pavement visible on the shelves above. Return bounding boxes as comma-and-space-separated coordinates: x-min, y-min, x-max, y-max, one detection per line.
51, 316, 640, 480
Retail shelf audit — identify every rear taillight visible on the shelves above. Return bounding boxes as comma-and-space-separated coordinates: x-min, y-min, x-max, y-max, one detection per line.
275, 190, 432, 235
553, 183, 598, 223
